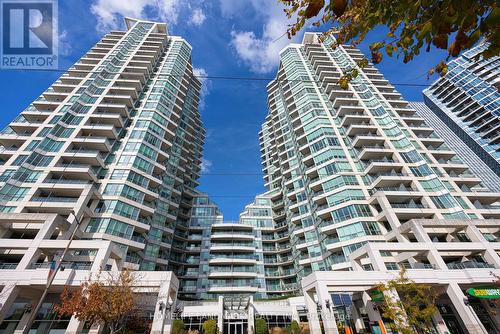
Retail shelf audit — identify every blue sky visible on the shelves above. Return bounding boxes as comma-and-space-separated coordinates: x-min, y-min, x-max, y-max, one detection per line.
0, 0, 450, 219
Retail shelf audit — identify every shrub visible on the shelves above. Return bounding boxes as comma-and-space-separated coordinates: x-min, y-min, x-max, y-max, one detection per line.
255, 318, 268, 334
202, 319, 218, 334
172, 319, 186, 334
288, 320, 301, 334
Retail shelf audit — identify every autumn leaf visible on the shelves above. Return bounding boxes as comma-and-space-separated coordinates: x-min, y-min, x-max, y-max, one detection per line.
371, 51, 383, 64
432, 34, 448, 49
279, 0, 496, 77
331, 0, 348, 17
304, 0, 324, 19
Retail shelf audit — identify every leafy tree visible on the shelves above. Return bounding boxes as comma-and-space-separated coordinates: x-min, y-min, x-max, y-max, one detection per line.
374, 268, 438, 334
280, 0, 498, 79
202, 319, 218, 334
172, 319, 187, 334
255, 318, 268, 334
54, 270, 136, 334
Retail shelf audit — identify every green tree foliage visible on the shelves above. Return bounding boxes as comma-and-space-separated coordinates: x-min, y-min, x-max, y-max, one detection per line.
255, 318, 268, 334
280, 0, 498, 82
374, 268, 438, 334
202, 319, 218, 334
172, 319, 186, 334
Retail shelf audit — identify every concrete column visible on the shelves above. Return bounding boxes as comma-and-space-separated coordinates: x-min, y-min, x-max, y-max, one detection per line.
361, 292, 381, 322
151, 279, 177, 334
88, 323, 104, 334
483, 249, 500, 268
431, 311, 451, 334
411, 223, 432, 243
350, 302, 366, 333
16, 247, 41, 270
427, 249, 448, 270
366, 247, 385, 271
35, 215, 61, 240
91, 243, 112, 271
0, 283, 19, 323
218, 295, 224, 334
290, 305, 300, 324
247, 296, 255, 334
384, 289, 408, 329
316, 283, 339, 334
465, 225, 486, 242
13, 307, 35, 334
446, 283, 488, 334
378, 196, 401, 231
13, 292, 43, 334
65, 314, 85, 334
304, 289, 322, 334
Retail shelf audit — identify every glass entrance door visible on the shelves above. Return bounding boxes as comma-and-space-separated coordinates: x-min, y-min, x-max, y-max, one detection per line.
224, 319, 247, 334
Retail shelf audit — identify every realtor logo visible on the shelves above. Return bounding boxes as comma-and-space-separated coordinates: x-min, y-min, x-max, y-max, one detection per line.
1, 0, 58, 69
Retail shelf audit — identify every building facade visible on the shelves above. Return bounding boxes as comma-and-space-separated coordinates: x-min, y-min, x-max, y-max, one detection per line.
175, 33, 500, 334
422, 43, 499, 177
259, 32, 500, 279
0, 17, 201, 333
410, 101, 500, 192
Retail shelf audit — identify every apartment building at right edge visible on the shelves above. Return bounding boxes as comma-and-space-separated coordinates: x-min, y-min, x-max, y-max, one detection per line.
259, 32, 500, 334
421, 43, 499, 180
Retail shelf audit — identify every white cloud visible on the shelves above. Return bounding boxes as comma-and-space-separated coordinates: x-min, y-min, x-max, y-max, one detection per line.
189, 8, 206, 26
228, 1, 300, 74
218, 0, 247, 18
193, 67, 211, 110
90, 0, 183, 33
200, 158, 212, 173
58, 30, 72, 56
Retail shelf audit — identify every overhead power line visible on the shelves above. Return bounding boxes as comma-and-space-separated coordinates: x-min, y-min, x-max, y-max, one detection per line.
0, 67, 435, 88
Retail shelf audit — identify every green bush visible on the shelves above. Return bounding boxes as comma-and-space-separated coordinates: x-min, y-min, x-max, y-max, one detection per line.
202, 319, 218, 334
172, 319, 186, 334
255, 318, 268, 334
288, 320, 301, 334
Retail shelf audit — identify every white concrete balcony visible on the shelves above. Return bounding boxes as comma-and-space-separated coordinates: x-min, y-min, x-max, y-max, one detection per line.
208, 271, 258, 278
207, 285, 259, 293
59, 75, 83, 86
97, 102, 130, 117
81, 124, 119, 140
211, 233, 254, 240
352, 134, 385, 148
346, 124, 378, 136
89, 112, 125, 127
51, 82, 77, 94
340, 113, 370, 127
73, 63, 95, 71
210, 245, 255, 252
358, 147, 393, 160
72, 136, 112, 151
42, 91, 68, 102
318, 69, 339, 82
364, 161, 404, 174
118, 71, 146, 85
208, 258, 257, 265
102, 94, 134, 108
114, 78, 143, 90
366, 172, 408, 187
51, 164, 98, 181
61, 149, 106, 167
108, 86, 139, 100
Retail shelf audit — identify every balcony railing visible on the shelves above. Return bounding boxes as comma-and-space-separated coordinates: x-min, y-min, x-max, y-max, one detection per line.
446, 261, 494, 270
